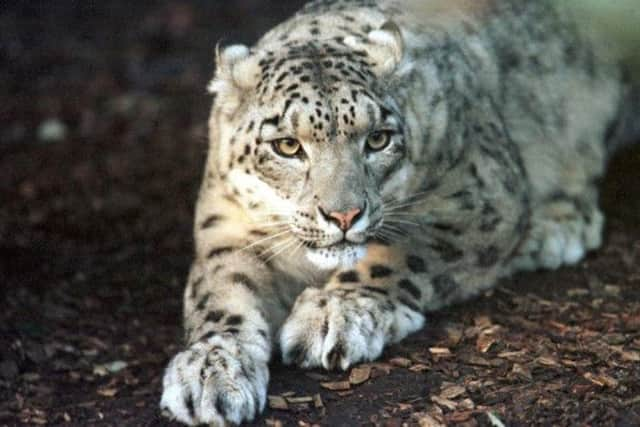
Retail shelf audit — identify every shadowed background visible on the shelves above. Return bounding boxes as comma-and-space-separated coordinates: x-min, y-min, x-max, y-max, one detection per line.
1, 2, 639, 426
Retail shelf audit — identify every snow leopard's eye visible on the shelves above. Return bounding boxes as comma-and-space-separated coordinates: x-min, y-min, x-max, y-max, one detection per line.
271, 138, 303, 158
366, 130, 393, 152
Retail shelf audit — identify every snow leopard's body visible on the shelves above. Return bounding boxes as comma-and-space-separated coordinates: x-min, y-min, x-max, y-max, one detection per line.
161, 1, 635, 424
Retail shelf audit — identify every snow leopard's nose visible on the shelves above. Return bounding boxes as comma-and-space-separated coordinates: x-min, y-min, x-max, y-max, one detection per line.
319, 205, 364, 231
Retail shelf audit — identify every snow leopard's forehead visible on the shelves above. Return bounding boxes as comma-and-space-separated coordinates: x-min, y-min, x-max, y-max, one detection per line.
208, 20, 408, 210
252, 39, 395, 143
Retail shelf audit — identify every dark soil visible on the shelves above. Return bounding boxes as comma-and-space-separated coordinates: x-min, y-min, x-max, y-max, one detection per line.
1, 2, 639, 426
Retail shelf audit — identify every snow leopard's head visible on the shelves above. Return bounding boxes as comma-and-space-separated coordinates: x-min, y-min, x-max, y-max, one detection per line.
207, 21, 415, 269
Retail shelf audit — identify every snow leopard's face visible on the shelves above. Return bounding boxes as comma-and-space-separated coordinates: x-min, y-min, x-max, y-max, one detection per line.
208, 26, 410, 269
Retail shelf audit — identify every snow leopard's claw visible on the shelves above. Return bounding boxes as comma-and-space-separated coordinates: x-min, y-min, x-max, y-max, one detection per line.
160, 339, 268, 426
280, 288, 424, 371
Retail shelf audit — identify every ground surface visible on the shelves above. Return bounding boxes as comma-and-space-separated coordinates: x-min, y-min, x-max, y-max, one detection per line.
1, 2, 639, 426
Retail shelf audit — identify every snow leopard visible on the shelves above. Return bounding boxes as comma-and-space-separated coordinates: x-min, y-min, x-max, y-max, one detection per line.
160, 0, 638, 424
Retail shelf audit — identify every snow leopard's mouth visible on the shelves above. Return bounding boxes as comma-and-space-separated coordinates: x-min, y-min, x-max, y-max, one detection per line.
326, 240, 360, 250
304, 242, 368, 270
301, 217, 381, 250
305, 235, 369, 250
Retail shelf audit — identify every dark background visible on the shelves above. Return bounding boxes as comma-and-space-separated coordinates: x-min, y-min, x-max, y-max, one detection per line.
1, 2, 639, 426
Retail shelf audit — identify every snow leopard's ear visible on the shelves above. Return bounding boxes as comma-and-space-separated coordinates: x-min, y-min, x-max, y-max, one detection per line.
207, 44, 261, 114
344, 21, 409, 77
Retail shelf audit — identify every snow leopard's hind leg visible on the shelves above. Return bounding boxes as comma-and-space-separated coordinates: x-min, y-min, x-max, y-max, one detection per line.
509, 186, 604, 272
511, 82, 640, 273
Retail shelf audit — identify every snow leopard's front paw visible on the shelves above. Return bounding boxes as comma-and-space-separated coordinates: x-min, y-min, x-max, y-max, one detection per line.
280, 287, 424, 371
160, 338, 268, 426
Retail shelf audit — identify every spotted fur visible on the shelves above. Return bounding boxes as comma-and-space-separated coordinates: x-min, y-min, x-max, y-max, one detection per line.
161, 1, 635, 424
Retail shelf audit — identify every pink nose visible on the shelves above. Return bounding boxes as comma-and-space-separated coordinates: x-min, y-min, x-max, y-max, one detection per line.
328, 208, 362, 231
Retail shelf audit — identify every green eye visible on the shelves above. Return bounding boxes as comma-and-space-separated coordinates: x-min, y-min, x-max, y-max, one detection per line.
366, 131, 393, 152
272, 138, 302, 158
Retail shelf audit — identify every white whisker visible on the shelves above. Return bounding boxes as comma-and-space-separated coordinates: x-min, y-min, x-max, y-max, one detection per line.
383, 190, 433, 205
291, 239, 306, 257
374, 229, 399, 244
239, 229, 291, 252
251, 221, 289, 229
264, 238, 298, 264
384, 218, 421, 227
384, 190, 423, 201
260, 236, 294, 257
384, 199, 430, 211
382, 223, 408, 237
382, 212, 425, 217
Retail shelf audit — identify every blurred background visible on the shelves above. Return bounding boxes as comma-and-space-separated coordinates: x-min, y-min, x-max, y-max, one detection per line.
1, 2, 638, 426
568, 0, 640, 74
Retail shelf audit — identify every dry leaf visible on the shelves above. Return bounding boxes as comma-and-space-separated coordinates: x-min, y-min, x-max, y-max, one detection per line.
497, 350, 527, 360
389, 357, 412, 368
440, 385, 466, 399
429, 347, 452, 356
93, 365, 109, 377
413, 412, 445, 427
562, 359, 593, 368
97, 387, 118, 397
313, 394, 324, 408
286, 396, 313, 404
572, 383, 594, 395
365, 362, 393, 377
320, 381, 351, 391
567, 288, 590, 297
465, 355, 492, 366
604, 333, 627, 345
349, 365, 372, 385
621, 350, 640, 362
22, 373, 41, 382
458, 398, 475, 410
268, 395, 289, 410
409, 363, 430, 372
610, 345, 640, 362
476, 333, 496, 353
535, 356, 560, 368
431, 395, 457, 410
583, 372, 619, 388
105, 360, 128, 373
603, 284, 621, 296
265, 418, 283, 427
548, 320, 570, 334
474, 315, 493, 329
512, 363, 532, 381
623, 396, 640, 406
